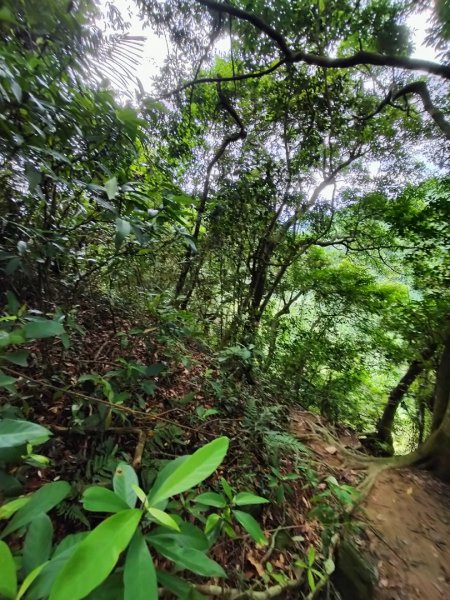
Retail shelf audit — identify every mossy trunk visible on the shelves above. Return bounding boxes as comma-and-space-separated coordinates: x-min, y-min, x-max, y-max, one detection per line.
431, 333, 450, 431
375, 345, 435, 446
399, 334, 450, 482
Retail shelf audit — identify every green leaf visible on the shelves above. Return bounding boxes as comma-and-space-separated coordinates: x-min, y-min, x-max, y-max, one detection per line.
148, 437, 229, 506
2, 350, 29, 367
82, 487, 130, 513
156, 571, 194, 599
23, 514, 53, 575
27, 534, 88, 600
149, 539, 225, 578
17, 562, 48, 600
0, 371, 17, 388
0, 419, 50, 449
24, 320, 65, 340
0, 496, 30, 520
232, 510, 266, 545
0, 419, 52, 448
147, 507, 180, 531
1, 481, 70, 538
115, 218, 131, 250
0, 6, 16, 24
49, 509, 142, 600
194, 492, 227, 508
124, 531, 157, 600
307, 569, 316, 592
149, 522, 209, 552
204, 513, 221, 535
324, 558, 335, 575
220, 478, 234, 501
233, 492, 269, 506
113, 462, 138, 508
145, 363, 165, 376
0, 540, 17, 599
105, 177, 119, 200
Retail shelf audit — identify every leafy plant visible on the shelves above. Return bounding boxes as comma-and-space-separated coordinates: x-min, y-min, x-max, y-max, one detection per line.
0, 436, 231, 599
193, 477, 269, 545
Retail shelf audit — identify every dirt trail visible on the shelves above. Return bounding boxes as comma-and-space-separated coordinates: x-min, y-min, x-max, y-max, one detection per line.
364, 468, 450, 599
290, 410, 450, 600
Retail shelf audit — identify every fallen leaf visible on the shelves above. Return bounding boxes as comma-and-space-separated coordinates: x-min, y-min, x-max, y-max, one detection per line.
325, 446, 337, 455
406, 487, 413, 495
247, 550, 265, 577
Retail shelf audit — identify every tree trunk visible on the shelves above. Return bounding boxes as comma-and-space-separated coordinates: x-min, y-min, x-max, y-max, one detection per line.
375, 345, 436, 447
398, 333, 450, 482
431, 333, 450, 431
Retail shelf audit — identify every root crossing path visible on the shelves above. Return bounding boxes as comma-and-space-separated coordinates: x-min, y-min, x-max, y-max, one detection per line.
290, 410, 450, 599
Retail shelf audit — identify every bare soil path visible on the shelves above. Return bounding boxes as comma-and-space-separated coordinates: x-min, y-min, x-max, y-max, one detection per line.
290, 410, 450, 600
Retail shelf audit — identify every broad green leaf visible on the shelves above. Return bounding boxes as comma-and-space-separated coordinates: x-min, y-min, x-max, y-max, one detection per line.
0, 420, 49, 449
0, 6, 16, 24
2, 350, 29, 367
0, 496, 30, 520
145, 363, 165, 376
149, 522, 209, 552
82, 487, 129, 513
194, 492, 227, 508
17, 562, 48, 600
6, 291, 19, 314
124, 531, 157, 600
27, 535, 88, 600
1, 481, 70, 538
105, 177, 118, 200
233, 492, 269, 506
113, 462, 138, 508
23, 514, 53, 575
149, 539, 225, 578
147, 507, 180, 531
156, 571, 194, 599
24, 320, 65, 340
232, 510, 267, 545
115, 218, 131, 250
0, 540, 17, 599
85, 573, 123, 600
49, 509, 142, 600
148, 437, 229, 506
0, 371, 17, 388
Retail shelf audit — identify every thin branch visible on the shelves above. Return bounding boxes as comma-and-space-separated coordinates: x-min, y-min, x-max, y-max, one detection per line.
159, 60, 285, 98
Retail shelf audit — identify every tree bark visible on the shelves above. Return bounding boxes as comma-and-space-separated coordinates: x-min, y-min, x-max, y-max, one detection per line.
431, 333, 450, 431
397, 333, 450, 482
375, 345, 436, 446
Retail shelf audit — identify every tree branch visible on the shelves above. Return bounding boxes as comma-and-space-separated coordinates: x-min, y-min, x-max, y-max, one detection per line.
197, 0, 291, 58
194, 0, 450, 81
393, 81, 450, 140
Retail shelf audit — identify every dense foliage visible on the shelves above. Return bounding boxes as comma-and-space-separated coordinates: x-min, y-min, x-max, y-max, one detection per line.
1, 0, 449, 598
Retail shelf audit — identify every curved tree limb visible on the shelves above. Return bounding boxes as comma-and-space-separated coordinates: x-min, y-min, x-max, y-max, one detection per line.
393, 81, 450, 140
362, 81, 450, 140
197, 0, 291, 58
195, 0, 450, 81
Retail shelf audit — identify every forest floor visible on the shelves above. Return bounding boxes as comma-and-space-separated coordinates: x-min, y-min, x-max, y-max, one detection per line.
6, 305, 450, 599
291, 410, 450, 600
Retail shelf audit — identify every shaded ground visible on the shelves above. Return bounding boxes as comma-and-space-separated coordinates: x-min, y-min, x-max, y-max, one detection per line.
364, 468, 450, 599
291, 409, 450, 600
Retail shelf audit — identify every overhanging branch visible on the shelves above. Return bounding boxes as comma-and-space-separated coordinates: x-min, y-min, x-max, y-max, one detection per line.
194, 0, 450, 81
